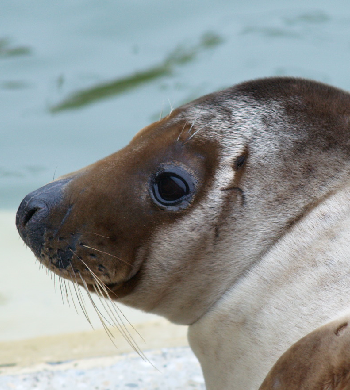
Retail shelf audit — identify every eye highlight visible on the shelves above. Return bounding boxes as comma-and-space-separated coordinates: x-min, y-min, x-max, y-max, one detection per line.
150, 166, 195, 210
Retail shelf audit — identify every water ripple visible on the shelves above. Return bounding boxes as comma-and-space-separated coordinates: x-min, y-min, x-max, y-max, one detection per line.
50, 32, 223, 113
0, 38, 32, 59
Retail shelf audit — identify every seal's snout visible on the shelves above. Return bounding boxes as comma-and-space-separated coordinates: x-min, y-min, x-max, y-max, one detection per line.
16, 178, 72, 257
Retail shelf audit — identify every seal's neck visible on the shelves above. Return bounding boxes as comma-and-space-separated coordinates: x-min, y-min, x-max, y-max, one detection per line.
188, 184, 350, 390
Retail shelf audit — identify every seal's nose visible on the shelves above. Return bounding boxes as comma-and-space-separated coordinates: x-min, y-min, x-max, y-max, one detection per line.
16, 178, 72, 256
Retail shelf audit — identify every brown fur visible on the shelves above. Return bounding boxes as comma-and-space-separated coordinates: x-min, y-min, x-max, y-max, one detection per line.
38, 116, 219, 300
259, 318, 350, 390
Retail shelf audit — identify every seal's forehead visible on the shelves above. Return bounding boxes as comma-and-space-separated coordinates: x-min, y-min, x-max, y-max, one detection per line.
130, 115, 178, 143
85, 112, 221, 185
131, 84, 270, 147
183, 77, 350, 119
130, 108, 229, 150
129, 77, 350, 165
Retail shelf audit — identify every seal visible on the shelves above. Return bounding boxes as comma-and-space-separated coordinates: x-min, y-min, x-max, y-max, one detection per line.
259, 316, 350, 389
16, 77, 350, 389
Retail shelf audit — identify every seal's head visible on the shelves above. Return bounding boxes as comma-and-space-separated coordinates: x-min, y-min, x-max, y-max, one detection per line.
16, 77, 350, 324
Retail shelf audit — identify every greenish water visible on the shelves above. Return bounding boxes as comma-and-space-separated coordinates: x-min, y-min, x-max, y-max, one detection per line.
2, 0, 350, 210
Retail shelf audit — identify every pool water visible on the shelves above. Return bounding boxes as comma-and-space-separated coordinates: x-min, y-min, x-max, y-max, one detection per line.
2, 0, 350, 340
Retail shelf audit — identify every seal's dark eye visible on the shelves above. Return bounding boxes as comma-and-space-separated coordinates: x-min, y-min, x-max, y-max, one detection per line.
151, 167, 195, 210
154, 173, 189, 203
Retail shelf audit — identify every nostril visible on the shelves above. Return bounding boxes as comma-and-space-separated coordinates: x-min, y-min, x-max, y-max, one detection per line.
15, 199, 48, 250
23, 207, 41, 227
16, 177, 73, 253
16, 199, 49, 234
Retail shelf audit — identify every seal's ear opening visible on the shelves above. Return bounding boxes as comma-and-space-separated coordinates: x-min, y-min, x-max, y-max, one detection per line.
234, 146, 248, 171
235, 155, 246, 170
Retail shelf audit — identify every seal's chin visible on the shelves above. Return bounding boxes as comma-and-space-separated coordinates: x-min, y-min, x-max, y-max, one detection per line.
36, 241, 130, 287
35, 247, 130, 300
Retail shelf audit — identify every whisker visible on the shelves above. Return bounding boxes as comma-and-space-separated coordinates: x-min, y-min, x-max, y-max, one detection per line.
92, 274, 145, 343
71, 269, 94, 328
74, 255, 136, 336
187, 114, 200, 135
67, 279, 79, 314
39, 245, 157, 370
91, 282, 151, 364
167, 98, 174, 115
92, 282, 141, 349
63, 279, 71, 307
88, 232, 111, 239
176, 121, 189, 142
88, 273, 142, 342
70, 250, 149, 362
52, 166, 58, 181
69, 250, 116, 329
80, 244, 133, 267
79, 263, 145, 342
90, 283, 157, 369
159, 101, 164, 121
185, 124, 208, 144
59, 276, 66, 305
78, 274, 117, 341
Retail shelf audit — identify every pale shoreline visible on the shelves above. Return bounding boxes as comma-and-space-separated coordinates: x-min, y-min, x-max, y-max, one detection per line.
0, 319, 188, 374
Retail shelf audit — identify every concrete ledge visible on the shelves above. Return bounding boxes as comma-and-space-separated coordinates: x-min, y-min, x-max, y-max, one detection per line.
0, 347, 205, 390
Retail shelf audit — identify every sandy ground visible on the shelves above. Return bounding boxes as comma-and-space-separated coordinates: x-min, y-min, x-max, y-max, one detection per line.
0, 320, 203, 389
0, 211, 204, 388
0, 320, 188, 371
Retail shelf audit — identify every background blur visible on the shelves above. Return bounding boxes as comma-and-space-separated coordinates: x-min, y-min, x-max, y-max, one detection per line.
2, 0, 350, 342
